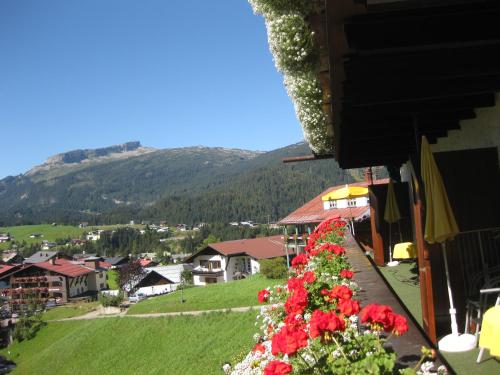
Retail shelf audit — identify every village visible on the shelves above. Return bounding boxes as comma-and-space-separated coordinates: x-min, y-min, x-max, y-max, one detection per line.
1, 0, 500, 374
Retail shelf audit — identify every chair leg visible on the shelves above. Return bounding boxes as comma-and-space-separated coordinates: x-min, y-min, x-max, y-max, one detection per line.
477, 347, 485, 363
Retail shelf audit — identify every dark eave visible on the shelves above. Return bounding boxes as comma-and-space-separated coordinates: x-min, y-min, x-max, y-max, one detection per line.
323, 0, 500, 168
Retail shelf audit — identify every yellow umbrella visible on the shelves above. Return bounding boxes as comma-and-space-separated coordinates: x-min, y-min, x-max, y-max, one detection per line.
384, 180, 402, 265
321, 185, 369, 201
420, 136, 474, 351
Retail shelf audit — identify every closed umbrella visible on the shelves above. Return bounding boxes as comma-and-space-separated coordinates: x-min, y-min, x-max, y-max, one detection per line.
421, 136, 476, 352
384, 180, 401, 266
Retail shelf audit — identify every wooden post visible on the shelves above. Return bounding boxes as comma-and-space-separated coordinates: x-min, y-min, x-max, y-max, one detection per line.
370, 205, 385, 266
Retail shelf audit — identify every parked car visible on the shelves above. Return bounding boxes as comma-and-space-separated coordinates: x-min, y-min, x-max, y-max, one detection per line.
128, 293, 146, 303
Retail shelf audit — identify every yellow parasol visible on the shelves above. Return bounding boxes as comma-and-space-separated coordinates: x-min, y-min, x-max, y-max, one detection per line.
421, 136, 474, 351
321, 185, 369, 201
384, 180, 402, 265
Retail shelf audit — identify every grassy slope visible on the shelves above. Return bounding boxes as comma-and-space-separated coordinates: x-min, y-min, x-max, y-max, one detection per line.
42, 302, 100, 321
0, 224, 86, 249
128, 274, 285, 314
1, 312, 257, 375
0, 224, 145, 249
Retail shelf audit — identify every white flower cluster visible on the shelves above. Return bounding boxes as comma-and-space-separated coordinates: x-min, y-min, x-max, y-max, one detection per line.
229, 340, 276, 375
248, 0, 334, 154
416, 361, 448, 375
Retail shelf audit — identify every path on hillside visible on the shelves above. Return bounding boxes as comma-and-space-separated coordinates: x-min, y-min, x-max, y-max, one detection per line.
51, 305, 262, 322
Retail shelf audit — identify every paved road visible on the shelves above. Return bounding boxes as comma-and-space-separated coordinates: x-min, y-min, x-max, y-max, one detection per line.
52, 305, 261, 321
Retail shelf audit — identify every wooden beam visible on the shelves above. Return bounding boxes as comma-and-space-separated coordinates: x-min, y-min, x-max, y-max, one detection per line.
282, 153, 335, 163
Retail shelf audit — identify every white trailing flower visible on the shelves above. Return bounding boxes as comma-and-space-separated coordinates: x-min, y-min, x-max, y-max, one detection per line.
248, 0, 334, 154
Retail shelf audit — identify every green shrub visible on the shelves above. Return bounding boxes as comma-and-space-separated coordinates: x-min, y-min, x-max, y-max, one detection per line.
98, 291, 124, 307
259, 257, 288, 279
13, 313, 46, 342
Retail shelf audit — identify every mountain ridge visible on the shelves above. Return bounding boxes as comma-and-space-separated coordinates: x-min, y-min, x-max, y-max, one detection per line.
0, 142, 364, 226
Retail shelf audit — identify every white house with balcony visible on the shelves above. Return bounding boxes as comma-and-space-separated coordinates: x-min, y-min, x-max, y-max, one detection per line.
184, 236, 290, 286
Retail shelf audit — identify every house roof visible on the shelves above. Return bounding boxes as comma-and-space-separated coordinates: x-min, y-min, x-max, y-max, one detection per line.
185, 236, 291, 263
278, 179, 389, 225
139, 259, 154, 267
2, 252, 23, 263
147, 265, 192, 284
0, 264, 20, 277
35, 258, 94, 278
24, 251, 59, 264
104, 256, 129, 265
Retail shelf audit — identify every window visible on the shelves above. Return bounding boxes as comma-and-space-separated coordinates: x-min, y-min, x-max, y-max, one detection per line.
205, 277, 217, 284
348, 199, 357, 207
328, 200, 337, 209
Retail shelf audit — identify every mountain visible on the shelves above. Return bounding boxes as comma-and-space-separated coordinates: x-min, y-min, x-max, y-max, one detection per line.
0, 142, 366, 226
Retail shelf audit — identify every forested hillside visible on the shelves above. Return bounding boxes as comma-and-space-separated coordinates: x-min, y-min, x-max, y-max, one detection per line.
0, 142, 368, 226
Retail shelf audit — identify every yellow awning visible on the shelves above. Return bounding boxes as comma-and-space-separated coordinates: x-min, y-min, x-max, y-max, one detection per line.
321, 185, 368, 201
421, 136, 459, 244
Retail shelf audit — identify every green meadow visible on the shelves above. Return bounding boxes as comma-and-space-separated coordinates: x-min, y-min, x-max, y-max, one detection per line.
127, 274, 285, 315
1, 312, 257, 375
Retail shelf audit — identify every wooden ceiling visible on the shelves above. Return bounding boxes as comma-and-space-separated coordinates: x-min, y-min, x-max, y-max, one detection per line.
324, 0, 500, 168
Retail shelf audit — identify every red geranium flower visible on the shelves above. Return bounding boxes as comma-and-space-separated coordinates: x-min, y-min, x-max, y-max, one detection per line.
287, 277, 305, 291
302, 271, 316, 284
360, 304, 401, 332
253, 343, 266, 353
264, 361, 293, 375
285, 287, 308, 316
291, 253, 309, 269
339, 269, 354, 279
258, 289, 270, 303
271, 326, 309, 356
337, 298, 360, 316
329, 285, 353, 301
393, 314, 409, 335
309, 309, 346, 338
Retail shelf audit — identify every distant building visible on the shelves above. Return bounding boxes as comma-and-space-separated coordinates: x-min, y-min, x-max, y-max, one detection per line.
0, 234, 11, 243
184, 236, 293, 286
24, 251, 59, 264
29, 233, 43, 239
78, 222, 89, 228
1, 258, 108, 307
103, 256, 130, 268
1, 252, 24, 265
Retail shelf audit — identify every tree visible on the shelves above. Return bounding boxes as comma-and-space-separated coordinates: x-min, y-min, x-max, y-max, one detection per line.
117, 260, 146, 294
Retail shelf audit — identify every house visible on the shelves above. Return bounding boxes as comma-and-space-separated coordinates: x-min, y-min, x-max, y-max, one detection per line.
71, 239, 87, 246
175, 224, 187, 231
41, 241, 57, 250
133, 270, 175, 296
103, 256, 130, 268
85, 230, 102, 241
1, 252, 24, 265
78, 222, 89, 228
29, 233, 43, 239
0, 234, 10, 243
24, 251, 59, 264
1, 257, 108, 307
184, 236, 292, 286
0, 264, 21, 289
134, 264, 193, 294
279, 177, 389, 253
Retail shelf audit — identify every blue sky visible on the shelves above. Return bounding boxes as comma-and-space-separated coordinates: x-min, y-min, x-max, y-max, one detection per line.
0, 0, 303, 178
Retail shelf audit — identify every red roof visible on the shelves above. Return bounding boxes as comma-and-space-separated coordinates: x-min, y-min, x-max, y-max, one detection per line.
97, 260, 112, 269
197, 235, 291, 260
0, 264, 20, 277
35, 258, 94, 278
139, 259, 153, 267
278, 179, 389, 225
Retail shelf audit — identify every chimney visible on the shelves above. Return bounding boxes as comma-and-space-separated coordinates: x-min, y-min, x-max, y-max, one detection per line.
364, 168, 374, 184
50, 257, 56, 265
